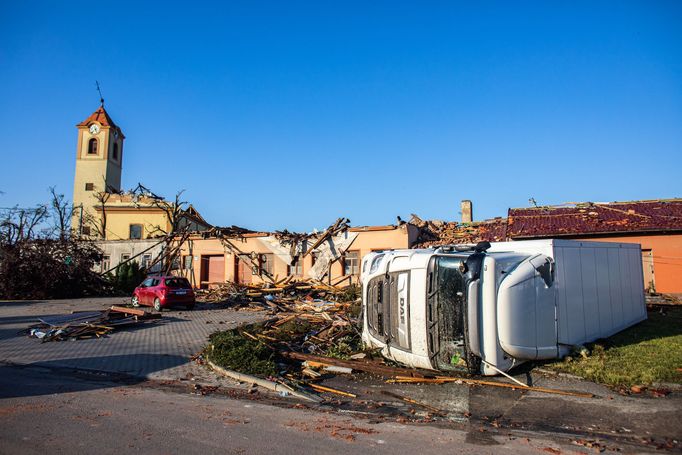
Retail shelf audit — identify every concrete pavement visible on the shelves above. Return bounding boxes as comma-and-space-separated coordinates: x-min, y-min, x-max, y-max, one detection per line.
0, 297, 266, 382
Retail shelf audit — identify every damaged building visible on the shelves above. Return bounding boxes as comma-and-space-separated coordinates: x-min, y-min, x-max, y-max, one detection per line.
175, 220, 420, 288
413, 199, 682, 295
70, 104, 681, 296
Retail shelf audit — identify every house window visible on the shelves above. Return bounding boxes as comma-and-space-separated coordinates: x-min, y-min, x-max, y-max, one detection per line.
81, 226, 91, 236
129, 224, 143, 239
259, 253, 274, 277
311, 252, 318, 266
121, 254, 131, 264
141, 254, 152, 269
288, 258, 302, 276
101, 255, 110, 272
112, 143, 119, 160
87, 138, 98, 155
85, 183, 94, 191
183, 256, 193, 270
343, 251, 360, 276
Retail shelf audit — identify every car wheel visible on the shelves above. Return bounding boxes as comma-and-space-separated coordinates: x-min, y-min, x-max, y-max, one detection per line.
153, 298, 162, 312
131, 295, 140, 307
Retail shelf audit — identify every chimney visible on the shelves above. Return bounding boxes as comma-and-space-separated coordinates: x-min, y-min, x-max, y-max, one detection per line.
461, 200, 473, 223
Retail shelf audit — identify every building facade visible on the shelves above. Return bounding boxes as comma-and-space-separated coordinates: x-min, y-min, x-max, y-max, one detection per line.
176, 224, 419, 288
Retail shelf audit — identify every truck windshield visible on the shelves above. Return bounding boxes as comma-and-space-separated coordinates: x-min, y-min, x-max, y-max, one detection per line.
427, 256, 468, 371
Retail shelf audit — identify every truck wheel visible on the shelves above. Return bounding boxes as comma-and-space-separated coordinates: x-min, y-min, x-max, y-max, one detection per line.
153, 298, 162, 312
131, 296, 139, 307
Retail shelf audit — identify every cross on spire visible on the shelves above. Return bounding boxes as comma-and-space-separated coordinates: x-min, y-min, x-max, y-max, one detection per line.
95, 80, 104, 106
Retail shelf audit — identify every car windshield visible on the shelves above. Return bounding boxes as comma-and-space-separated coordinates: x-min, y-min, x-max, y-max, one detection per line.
165, 278, 191, 288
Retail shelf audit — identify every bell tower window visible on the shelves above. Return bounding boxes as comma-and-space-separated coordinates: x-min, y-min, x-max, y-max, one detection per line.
87, 138, 98, 155
112, 143, 119, 160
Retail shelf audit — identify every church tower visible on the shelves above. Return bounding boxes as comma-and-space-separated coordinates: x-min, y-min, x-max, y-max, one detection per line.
72, 104, 125, 237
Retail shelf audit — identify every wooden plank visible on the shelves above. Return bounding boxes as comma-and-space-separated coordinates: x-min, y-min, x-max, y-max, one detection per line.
207, 360, 321, 402
109, 306, 146, 316
280, 351, 429, 378
308, 383, 357, 398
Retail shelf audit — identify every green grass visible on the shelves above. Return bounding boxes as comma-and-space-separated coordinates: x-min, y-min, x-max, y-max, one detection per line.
546, 307, 682, 388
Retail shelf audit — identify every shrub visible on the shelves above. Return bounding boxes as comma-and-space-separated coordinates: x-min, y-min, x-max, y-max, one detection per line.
0, 239, 106, 299
208, 329, 276, 377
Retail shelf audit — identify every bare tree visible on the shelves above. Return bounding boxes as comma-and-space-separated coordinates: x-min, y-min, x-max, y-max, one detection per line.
89, 188, 111, 239
149, 190, 191, 275
150, 190, 188, 236
0, 205, 49, 246
48, 187, 72, 241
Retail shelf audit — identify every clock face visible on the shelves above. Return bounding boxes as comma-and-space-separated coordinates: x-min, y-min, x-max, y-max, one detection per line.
89, 124, 100, 134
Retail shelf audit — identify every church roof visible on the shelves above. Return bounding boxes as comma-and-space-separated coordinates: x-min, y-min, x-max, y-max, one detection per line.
77, 105, 119, 129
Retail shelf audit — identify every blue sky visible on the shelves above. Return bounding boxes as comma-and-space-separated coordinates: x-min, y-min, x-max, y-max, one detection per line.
1, 1, 681, 231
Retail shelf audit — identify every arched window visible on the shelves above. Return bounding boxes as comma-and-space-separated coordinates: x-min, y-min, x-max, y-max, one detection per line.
112, 143, 119, 160
87, 138, 98, 155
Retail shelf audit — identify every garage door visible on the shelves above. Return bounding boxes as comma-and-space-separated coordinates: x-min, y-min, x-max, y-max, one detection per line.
207, 255, 225, 284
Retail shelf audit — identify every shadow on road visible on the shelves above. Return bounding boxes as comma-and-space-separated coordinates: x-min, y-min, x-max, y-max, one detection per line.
0, 353, 188, 399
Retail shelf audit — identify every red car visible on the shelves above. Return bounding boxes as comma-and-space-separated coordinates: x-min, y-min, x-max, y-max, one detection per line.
132, 276, 195, 311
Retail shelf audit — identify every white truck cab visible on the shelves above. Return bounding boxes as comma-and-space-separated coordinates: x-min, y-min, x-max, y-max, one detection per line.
361, 240, 646, 376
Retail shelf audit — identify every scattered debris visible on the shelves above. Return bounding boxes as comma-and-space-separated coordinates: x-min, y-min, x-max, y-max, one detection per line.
25, 306, 160, 342
409, 214, 507, 247
629, 385, 645, 394
196, 279, 352, 311
380, 391, 446, 416
207, 360, 321, 403
650, 388, 671, 398
308, 383, 357, 398
387, 376, 595, 398
200, 279, 593, 404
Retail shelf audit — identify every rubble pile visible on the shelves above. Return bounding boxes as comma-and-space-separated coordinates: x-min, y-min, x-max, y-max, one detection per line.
645, 293, 681, 306
25, 306, 160, 342
409, 214, 508, 247
200, 285, 449, 402
195, 278, 356, 312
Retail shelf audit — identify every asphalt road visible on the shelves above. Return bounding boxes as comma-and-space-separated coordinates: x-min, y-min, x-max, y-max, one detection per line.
0, 363, 599, 455
1, 298, 680, 453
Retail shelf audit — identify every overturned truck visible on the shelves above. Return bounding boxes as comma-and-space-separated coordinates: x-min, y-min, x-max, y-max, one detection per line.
361, 239, 646, 376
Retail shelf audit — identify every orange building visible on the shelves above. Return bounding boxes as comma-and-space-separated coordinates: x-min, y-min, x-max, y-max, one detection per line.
177, 223, 419, 288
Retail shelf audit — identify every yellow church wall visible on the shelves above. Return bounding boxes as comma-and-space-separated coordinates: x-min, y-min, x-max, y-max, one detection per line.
104, 210, 171, 240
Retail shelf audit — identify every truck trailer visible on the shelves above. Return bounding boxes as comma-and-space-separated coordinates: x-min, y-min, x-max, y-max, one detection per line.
361, 239, 646, 376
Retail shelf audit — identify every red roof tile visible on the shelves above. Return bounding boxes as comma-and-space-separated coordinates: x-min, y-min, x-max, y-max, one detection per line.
77, 105, 118, 129
508, 199, 682, 238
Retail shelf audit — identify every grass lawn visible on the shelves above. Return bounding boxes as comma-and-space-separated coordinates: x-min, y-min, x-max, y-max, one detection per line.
546, 306, 682, 388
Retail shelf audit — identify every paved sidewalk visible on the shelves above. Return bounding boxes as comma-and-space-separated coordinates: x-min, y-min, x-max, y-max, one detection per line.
0, 297, 266, 381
